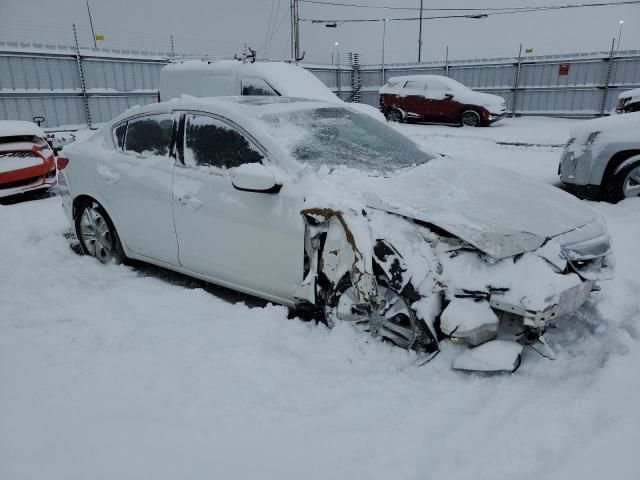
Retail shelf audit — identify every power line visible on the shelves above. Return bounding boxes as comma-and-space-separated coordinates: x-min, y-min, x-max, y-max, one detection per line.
299, 0, 532, 11
301, 0, 640, 23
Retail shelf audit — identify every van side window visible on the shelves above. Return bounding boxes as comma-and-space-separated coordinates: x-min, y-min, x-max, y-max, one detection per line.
124, 114, 174, 156
184, 114, 264, 169
114, 122, 127, 150
241, 78, 278, 96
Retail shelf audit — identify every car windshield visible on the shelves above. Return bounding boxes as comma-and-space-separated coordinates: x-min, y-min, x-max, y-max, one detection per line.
258, 107, 435, 172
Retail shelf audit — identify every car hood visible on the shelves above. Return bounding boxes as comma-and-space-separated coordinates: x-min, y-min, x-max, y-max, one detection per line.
454, 89, 505, 112
363, 158, 597, 259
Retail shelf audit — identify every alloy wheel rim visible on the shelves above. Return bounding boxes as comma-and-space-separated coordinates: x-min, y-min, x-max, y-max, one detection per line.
80, 207, 114, 263
462, 111, 480, 126
335, 285, 418, 349
388, 110, 402, 122
623, 165, 640, 198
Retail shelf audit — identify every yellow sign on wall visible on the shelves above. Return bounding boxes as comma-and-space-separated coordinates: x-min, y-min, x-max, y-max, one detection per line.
95, 34, 105, 41
525, 48, 534, 53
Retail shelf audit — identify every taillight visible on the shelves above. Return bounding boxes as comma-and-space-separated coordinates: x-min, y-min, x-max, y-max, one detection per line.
57, 157, 69, 169
157, 90, 161, 102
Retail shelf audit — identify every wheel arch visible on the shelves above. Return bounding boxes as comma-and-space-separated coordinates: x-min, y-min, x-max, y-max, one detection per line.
600, 149, 640, 185
72, 192, 132, 256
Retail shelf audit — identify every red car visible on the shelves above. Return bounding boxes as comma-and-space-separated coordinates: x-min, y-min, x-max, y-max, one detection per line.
379, 75, 507, 127
0, 121, 57, 199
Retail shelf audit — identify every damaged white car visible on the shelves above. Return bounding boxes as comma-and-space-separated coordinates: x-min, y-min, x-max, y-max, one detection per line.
59, 96, 614, 372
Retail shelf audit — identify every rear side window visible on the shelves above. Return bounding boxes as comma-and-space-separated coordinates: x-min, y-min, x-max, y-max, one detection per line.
114, 123, 127, 149
184, 114, 263, 169
427, 79, 452, 91
404, 81, 426, 90
241, 78, 278, 96
124, 114, 174, 156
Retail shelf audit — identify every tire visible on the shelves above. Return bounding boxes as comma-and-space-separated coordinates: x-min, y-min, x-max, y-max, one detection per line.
606, 157, 640, 202
75, 200, 125, 264
327, 275, 437, 353
385, 109, 404, 123
461, 109, 481, 127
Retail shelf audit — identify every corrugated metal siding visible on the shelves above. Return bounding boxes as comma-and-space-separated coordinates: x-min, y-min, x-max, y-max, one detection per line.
1, 46, 639, 129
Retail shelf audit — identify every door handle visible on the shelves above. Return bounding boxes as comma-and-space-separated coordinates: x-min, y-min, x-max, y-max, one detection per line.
97, 165, 120, 184
178, 193, 202, 210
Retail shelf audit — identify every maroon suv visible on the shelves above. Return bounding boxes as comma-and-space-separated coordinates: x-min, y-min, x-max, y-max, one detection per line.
379, 75, 507, 127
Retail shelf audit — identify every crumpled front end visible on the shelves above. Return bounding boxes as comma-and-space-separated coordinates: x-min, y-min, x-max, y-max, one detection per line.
295, 203, 614, 371
435, 222, 614, 349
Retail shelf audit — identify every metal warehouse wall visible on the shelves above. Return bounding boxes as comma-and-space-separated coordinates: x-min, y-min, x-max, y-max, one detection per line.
1, 41, 638, 129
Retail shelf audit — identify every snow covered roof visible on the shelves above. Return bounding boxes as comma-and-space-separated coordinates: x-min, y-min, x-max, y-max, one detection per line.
0, 120, 45, 139
386, 75, 464, 88
618, 88, 640, 100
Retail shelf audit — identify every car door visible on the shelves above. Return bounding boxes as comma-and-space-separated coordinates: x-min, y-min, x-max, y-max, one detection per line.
401, 80, 428, 119
172, 112, 305, 304
97, 113, 179, 265
423, 78, 456, 123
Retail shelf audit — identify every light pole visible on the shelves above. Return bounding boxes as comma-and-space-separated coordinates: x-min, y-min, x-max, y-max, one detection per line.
335, 42, 341, 97
381, 19, 389, 84
617, 20, 624, 52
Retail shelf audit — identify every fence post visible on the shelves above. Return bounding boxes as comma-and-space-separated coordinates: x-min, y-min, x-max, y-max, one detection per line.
73, 23, 92, 129
600, 38, 616, 116
336, 53, 341, 99
511, 43, 523, 117
445, 46, 449, 77
170, 35, 175, 58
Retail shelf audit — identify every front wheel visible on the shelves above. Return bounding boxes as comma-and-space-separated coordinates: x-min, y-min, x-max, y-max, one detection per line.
607, 157, 640, 202
75, 201, 125, 264
461, 110, 482, 127
330, 278, 437, 352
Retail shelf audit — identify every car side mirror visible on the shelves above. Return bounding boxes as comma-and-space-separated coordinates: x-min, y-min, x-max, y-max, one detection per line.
444, 93, 454, 99
231, 163, 281, 194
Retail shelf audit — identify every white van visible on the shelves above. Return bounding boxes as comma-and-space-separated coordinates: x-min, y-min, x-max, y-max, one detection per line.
159, 59, 384, 120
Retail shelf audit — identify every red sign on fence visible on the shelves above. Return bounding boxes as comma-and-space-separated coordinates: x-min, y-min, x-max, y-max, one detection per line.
559, 63, 570, 76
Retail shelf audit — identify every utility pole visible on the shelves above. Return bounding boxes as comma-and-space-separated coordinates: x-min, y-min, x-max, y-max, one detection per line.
290, 0, 301, 62
86, 0, 97, 48
417, 0, 423, 63
381, 19, 388, 84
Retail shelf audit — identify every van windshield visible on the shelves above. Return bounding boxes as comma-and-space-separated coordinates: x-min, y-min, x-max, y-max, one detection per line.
258, 107, 435, 172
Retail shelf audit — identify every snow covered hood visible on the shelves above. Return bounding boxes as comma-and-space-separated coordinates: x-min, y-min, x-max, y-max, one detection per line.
362, 158, 598, 259
568, 112, 640, 151
0, 120, 45, 139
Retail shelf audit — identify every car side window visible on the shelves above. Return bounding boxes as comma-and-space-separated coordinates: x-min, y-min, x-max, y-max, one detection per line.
241, 78, 278, 96
114, 122, 127, 150
184, 114, 264, 169
124, 114, 173, 156
404, 81, 426, 90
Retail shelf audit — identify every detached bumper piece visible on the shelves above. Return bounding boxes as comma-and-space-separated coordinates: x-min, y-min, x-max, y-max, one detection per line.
453, 340, 522, 373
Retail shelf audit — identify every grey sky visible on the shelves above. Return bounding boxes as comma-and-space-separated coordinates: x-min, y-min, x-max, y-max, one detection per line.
1, 0, 638, 64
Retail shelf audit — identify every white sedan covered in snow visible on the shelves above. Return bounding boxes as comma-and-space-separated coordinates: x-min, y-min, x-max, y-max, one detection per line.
59, 96, 614, 371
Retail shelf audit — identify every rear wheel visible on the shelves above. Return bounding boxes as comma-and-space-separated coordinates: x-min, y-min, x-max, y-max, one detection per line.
75, 201, 124, 264
607, 157, 640, 202
461, 110, 481, 127
385, 109, 404, 123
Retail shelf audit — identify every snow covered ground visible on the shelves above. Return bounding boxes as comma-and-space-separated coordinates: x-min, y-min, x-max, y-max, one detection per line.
1, 117, 639, 480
